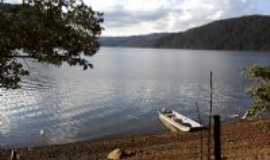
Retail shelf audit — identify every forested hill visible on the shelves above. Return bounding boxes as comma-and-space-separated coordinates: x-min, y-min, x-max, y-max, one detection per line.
0, 3, 20, 11
99, 33, 173, 48
100, 15, 270, 51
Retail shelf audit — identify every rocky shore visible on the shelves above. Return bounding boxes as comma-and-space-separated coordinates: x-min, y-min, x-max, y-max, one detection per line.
1, 119, 270, 160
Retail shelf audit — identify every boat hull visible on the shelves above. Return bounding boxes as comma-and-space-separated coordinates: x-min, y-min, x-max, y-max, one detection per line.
158, 112, 191, 132
159, 115, 180, 132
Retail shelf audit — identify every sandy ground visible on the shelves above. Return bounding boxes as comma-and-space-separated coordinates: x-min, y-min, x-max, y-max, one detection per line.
1, 119, 270, 160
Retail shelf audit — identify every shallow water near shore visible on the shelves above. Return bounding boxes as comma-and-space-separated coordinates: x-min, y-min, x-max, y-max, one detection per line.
0, 47, 270, 148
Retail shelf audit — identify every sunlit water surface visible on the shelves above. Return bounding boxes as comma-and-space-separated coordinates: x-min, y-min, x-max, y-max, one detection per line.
1, 47, 270, 148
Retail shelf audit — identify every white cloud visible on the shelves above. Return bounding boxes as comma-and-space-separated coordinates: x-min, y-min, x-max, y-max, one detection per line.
86, 0, 122, 11
5, 0, 270, 36
85, 0, 270, 36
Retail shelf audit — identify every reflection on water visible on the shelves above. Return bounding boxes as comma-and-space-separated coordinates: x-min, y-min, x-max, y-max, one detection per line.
0, 47, 270, 148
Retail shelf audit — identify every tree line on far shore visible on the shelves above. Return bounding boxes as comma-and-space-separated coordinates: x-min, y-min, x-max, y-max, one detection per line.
100, 15, 270, 51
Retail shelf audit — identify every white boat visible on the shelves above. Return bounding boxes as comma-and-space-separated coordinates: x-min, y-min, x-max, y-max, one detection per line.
158, 109, 203, 132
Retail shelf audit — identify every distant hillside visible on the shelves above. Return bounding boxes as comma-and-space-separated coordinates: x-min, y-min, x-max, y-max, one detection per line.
100, 33, 173, 48
100, 15, 270, 51
0, 3, 20, 11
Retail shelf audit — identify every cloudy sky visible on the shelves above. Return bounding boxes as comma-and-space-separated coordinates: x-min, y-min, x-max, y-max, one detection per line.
84, 0, 270, 36
8, 0, 270, 36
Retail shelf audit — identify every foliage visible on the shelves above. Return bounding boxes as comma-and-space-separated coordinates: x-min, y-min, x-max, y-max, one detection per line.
255, 119, 270, 133
0, 0, 103, 89
245, 65, 270, 117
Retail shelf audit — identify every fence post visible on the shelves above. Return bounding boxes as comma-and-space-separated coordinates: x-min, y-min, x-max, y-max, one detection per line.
196, 102, 203, 160
207, 71, 213, 160
10, 149, 17, 160
213, 115, 221, 160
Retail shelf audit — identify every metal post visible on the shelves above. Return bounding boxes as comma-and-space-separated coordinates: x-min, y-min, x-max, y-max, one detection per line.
207, 71, 213, 160
213, 115, 221, 160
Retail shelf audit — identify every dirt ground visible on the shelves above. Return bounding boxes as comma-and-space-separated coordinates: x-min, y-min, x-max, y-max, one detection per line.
1, 119, 270, 160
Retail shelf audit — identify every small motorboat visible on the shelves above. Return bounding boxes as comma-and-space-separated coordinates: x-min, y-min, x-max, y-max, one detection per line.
158, 108, 203, 132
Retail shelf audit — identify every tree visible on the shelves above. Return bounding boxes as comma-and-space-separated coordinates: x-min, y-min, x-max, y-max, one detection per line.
0, 0, 103, 89
245, 65, 270, 117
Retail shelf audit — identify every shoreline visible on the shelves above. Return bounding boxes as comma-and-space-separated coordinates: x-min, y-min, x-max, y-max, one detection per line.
0, 117, 243, 150
1, 118, 270, 160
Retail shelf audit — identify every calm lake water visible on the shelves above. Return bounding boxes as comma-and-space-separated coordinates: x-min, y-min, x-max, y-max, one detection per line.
0, 47, 270, 148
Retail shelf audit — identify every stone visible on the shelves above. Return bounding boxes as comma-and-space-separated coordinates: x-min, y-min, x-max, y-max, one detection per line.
107, 148, 123, 160
124, 149, 135, 156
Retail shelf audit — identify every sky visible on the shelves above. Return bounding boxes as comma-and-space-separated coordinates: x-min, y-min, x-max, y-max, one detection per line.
85, 0, 270, 36
8, 0, 270, 36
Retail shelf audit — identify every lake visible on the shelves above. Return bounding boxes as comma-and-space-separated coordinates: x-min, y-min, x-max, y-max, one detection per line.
0, 47, 270, 148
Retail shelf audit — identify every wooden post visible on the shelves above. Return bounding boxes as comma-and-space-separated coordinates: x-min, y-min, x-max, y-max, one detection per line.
207, 71, 213, 160
213, 115, 221, 160
196, 102, 203, 160
10, 149, 16, 160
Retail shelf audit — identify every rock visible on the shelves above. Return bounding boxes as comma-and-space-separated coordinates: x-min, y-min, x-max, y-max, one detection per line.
16, 154, 21, 160
124, 150, 133, 156
226, 139, 235, 143
123, 149, 136, 157
107, 148, 123, 160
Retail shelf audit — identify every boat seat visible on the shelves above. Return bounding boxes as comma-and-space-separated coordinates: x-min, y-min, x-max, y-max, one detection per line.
174, 119, 183, 124
182, 123, 192, 127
